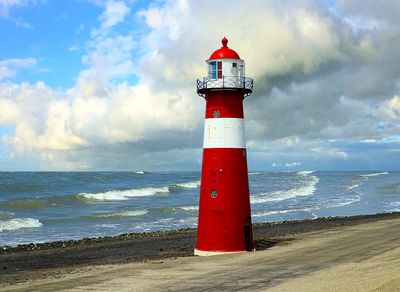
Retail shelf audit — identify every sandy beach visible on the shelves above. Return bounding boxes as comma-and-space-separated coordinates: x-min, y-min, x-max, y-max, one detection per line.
1, 213, 400, 291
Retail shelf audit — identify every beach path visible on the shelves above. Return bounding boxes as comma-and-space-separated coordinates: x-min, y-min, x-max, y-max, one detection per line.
2, 218, 400, 291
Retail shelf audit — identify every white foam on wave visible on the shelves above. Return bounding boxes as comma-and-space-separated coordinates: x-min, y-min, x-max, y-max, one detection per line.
174, 180, 201, 189
325, 195, 361, 208
347, 183, 362, 190
253, 207, 314, 217
94, 224, 119, 228
297, 170, 314, 175
179, 206, 199, 211
94, 209, 148, 218
0, 211, 15, 220
79, 186, 169, 201
133, 217, 198, 232
134, 171, 145, 175
251, 175, 319, 204
388, 201, 400, 212
359, 172, 389, 177
0, 218, 43, 232
253, 193, 361, 218
249, 172, 262, 176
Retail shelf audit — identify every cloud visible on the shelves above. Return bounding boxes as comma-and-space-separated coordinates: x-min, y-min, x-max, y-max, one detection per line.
1, 0, 400, 170
0, 0, 27, 17
15, 17, 32, 29
69, 45, 79, 52
80, 34, 136, 81
311, 146, 348, 159
0, 57, 37, 80
0, 0, 39, 28
99, 0, 130, 29
0, 66, 14, 79
337, 0, 400, 26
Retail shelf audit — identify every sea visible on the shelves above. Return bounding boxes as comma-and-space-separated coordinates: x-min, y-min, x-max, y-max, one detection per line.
0, 171, 399, 247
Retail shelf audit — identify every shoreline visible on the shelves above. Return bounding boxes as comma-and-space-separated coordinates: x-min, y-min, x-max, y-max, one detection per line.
2, 211, 400, 252
2, 211, 400, 253
1, 212, 400, 287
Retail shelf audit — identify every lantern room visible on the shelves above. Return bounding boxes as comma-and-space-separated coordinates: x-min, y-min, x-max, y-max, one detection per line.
207, 37, 245, 79
207, 58, 244, 79
197, 37, 253, 97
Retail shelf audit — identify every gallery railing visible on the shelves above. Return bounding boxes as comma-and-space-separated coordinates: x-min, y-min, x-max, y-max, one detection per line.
197, 76, 253, 97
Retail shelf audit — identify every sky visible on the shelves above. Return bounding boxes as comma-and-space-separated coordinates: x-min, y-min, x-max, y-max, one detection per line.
0, 0, 399, 171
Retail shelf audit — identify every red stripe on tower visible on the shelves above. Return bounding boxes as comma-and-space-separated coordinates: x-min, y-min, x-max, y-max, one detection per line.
195, 37, 254, 256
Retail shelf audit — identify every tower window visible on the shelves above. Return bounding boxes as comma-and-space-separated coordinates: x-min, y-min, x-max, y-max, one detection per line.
209, 62, 217, 79
239, 64, 244, 77
217, 61, 222, 78
232, 62, 238, 75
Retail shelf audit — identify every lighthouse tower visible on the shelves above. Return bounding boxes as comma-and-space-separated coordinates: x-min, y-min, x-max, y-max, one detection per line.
195, 37, 254, 256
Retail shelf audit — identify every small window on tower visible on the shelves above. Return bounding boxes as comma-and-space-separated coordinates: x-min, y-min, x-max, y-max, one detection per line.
239, 64, 244, 77
232, 62, 238, 75
217, 61, 222, 79
209, 62, 217, 79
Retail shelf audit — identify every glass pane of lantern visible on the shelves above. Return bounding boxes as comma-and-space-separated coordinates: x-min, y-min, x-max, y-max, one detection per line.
209, 62, 217, 79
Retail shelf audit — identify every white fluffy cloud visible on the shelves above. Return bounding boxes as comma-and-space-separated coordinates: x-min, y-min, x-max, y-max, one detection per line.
99, 0, 130, 28
1, 0, 400, 170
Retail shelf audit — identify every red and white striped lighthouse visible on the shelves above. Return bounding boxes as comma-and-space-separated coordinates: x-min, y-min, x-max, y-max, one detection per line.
195, 37, 254, 256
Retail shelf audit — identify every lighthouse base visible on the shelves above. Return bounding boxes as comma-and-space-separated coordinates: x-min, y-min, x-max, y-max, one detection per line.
194, 249, 253, 256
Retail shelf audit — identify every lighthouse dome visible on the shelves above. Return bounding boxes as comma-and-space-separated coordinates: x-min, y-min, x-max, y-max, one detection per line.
209, 37, 240, 60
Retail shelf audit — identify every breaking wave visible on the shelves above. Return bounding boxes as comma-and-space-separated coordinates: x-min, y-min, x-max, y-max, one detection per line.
81, 179, 201, 201
325, 195, 361, 208
79, 186, 169, 201
347, 183, 362, 190
297, 170, 315, 176
172, 180, 200, 189
178, 206, 199, 211
253, 193, 361, 218
249, 172, 262, 176
0, 218, 43, 232
92, 209, 148, 218
359, 172, 389, 177
253, 207, 314, 217
251, 175, 319, 204
134, 171, 147, 175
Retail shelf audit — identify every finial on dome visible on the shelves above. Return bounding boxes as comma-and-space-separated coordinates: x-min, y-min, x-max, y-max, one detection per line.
222, 37, 228, 47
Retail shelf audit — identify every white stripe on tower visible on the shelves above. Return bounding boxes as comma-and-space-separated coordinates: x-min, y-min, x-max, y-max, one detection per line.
203, 118, 246, 149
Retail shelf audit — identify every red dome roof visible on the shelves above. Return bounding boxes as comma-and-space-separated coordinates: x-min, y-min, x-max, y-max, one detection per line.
209, 37, 240, 60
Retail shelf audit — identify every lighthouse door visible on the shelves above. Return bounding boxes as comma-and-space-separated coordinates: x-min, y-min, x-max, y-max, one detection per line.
205, 155, 226, 251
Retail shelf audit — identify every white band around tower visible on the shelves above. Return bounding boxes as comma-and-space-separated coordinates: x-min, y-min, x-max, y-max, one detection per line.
203, 118, 246, 149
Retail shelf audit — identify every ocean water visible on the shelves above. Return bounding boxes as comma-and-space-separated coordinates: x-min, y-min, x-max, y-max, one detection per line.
0, 171, 399, 246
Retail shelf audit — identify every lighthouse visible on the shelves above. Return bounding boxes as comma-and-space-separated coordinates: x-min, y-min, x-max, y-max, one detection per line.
195, 37, 254, 256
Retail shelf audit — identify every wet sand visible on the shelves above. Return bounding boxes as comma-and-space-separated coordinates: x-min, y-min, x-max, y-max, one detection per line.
1, 212, 400, 291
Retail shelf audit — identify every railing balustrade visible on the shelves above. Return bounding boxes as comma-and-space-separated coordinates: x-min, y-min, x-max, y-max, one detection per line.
197, 76, 253, 97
